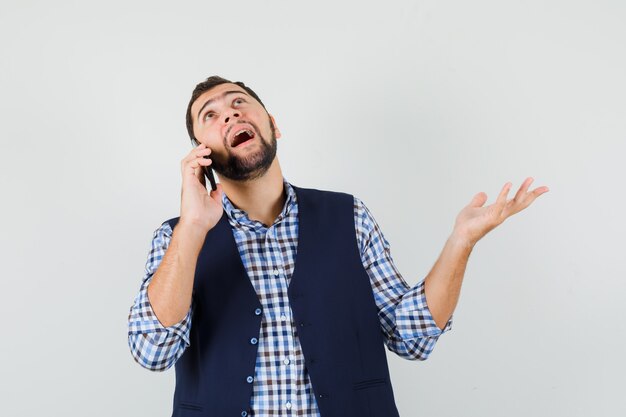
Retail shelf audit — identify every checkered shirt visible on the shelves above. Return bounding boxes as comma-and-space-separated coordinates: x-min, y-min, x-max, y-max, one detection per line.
127, 177, 452, 416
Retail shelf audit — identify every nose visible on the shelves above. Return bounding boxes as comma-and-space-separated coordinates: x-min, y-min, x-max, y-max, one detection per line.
224, 111, 240, 124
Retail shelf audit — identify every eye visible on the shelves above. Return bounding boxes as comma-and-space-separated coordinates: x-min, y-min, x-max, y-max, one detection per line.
233, 97, 246, 106
203, 111, 215, 121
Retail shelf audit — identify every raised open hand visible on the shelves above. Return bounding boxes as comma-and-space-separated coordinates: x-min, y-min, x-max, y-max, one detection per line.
452, 177, 549, 245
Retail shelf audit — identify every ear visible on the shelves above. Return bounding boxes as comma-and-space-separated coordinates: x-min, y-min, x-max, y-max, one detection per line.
269, 114, 281, 139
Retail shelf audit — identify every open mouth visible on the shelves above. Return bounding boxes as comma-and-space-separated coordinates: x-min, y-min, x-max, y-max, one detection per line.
231, 128, 256, 147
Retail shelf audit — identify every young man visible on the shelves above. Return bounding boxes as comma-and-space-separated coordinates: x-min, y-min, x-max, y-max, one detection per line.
127, 76, 549, 416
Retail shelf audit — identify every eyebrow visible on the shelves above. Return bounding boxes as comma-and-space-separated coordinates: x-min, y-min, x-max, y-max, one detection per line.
196, 90, 251, 122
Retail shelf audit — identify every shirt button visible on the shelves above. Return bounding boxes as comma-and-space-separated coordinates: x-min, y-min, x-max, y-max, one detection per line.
285, 401, 292, 410
284, 358, 290, 365
273, 268, 279, 276
254, 308, 262, 316
250, 337, 258, 345
280, 314, 286, 322
246, 375, 254, 383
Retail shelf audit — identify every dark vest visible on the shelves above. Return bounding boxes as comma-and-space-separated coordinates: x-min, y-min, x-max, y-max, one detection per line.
167, 185, 400, 417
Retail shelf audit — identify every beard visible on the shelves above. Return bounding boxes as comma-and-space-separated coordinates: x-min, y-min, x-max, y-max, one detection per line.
209, 118, 278, 182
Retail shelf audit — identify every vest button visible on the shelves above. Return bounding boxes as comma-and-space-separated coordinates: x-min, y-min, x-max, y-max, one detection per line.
241, 411, 248, 417
246, 375, 254, 383
254, 308, 262, 316
250, 337, 258, 345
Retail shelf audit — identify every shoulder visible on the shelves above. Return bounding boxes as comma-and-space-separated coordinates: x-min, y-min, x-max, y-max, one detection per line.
149, 218, 175, 241
290, 184, 374, 222
161, 216, 180, 231
352, 195, 376, 225
290, 184, 357, 214
291, 183, 354, 201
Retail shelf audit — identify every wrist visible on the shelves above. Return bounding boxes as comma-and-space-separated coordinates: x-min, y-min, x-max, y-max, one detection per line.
448, 230, 477, 250
176, 219, 211, 240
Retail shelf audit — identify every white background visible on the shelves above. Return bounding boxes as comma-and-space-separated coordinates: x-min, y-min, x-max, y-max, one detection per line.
1, 1, 624, 416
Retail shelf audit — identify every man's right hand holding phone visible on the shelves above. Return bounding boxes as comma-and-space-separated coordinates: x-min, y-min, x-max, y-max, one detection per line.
179, 142, 224, 233
145, 143, 223, 328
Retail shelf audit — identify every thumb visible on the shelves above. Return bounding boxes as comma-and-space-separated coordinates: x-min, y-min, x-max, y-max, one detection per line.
469, 192, 488, 208
210, 183, 224, 201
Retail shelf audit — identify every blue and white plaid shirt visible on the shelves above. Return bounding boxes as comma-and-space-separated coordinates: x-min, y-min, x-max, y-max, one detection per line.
127, 177, 452, 416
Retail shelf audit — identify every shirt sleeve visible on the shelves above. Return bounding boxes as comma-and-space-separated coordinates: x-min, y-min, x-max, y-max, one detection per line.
354, 196, 452, 361
127, 220, 194, 371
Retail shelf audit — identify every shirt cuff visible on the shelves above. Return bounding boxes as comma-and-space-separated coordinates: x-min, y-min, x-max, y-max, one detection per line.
127, 284, 192, 347
395, 279, 453, 340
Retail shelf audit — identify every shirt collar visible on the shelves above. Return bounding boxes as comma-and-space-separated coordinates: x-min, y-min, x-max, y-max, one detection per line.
221, 176, 297, 228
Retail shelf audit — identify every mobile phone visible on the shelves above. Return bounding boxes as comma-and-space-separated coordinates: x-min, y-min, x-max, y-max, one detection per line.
202, 155, 217, 191
194, 140, 217, 191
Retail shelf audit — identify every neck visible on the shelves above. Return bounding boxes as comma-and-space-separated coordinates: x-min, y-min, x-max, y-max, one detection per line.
218, 158, 286, 227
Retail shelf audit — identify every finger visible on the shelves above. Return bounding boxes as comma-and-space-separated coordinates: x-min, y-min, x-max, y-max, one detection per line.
496, 182, 512, 206
188, 142, 205, 158
210, 182, 223, 200
532, 185, 550, 196
197, 146, 211, 156
181, 143, 211, 164
468, 192, 488, 208
522, 185, 550, 207
189, 156, 212, 170
182, 155, 212, 184
199, 158, 212, 186
507, 183, 549, 216
513, 177, 533, 202
495, 182, 512, 217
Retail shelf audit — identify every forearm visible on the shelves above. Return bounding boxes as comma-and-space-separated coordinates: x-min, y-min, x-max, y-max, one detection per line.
423, 233, 474, 330
147, 221, 208, 327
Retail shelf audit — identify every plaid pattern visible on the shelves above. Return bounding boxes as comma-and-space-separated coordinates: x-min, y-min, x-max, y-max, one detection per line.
128, 177, 452, 415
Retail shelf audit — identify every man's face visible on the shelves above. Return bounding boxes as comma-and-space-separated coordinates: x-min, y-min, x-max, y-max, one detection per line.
190, 83, 281, 182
